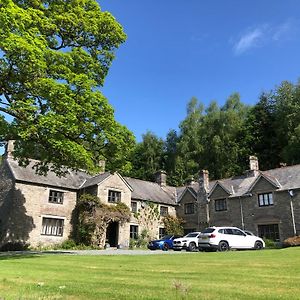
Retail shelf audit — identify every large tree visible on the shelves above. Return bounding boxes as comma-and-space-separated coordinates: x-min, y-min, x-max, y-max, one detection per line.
0, 0, 134, 175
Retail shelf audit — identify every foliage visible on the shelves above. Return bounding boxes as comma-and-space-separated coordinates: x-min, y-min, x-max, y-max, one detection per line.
162, 215, 184, 236
0, 241, 29, 251
133, 201, 160, 237
129, 229, 150, 249
73, 193, 131, 248
0, 0, 135, 175
127, 131, 164, 180
127, 78, 300, 184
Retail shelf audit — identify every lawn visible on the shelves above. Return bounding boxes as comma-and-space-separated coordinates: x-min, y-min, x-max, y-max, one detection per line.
0, 248, 299, 300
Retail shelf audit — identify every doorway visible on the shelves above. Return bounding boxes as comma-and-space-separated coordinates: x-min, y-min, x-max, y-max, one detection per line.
106, 222, 119, 247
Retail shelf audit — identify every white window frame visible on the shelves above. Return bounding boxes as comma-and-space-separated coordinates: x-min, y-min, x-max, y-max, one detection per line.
108, 190, 121, 203
41, 216, 65, 237
258, 193, 274, 207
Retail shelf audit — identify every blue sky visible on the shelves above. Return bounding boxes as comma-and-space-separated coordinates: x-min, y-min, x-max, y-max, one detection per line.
99, 0, 300, 141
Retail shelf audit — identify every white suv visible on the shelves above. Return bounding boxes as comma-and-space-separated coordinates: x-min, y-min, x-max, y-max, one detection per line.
198, 226, 265, 251
173, 232, 201, 251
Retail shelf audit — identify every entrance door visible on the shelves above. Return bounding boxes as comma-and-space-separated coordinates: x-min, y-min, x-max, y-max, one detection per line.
106, 222, 119, 247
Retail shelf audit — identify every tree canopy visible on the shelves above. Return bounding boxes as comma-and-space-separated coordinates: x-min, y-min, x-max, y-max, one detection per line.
0, 0, 135, 175
127, 79, 300, 185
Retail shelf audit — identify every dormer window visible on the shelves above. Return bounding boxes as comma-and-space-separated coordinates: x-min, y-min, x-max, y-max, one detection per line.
184, 203, 195, 214
258, 193, 273, 207
215, 199, 227, 211
48, 190, 64, 204
108, 190, 121, 203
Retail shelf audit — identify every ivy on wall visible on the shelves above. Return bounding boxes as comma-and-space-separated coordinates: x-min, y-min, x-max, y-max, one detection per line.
72, 194, 131, 248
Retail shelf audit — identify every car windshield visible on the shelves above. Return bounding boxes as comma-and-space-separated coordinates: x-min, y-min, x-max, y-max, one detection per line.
161, 235, 172, 240
185, 233, 198, 237
202, 228, 215, 234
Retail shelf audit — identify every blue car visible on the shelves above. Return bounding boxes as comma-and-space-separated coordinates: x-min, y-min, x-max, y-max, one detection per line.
148, 234, 182, 251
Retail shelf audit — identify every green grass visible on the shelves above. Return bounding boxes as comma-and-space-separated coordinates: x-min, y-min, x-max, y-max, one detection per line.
0, 248, 299, 299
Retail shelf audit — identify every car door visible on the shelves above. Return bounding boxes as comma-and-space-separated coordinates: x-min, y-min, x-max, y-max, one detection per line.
231, 228, 250, 249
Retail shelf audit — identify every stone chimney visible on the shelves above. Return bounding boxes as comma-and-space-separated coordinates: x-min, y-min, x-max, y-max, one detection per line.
197, 169, 210, 228
155, 170, 167, 187
98, 160, 106, 174
4, 140, 15, 158
248, 156, 259, 177
198, 170, 209, 193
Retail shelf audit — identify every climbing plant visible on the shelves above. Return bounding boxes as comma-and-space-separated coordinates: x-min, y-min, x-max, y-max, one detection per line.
73, 194, 131, 248
133, 201, 160, 237
162, 215, 184, 236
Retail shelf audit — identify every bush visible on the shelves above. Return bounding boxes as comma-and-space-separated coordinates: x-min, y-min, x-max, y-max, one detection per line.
0, 242, 29, 251
264, 239, 282, 249
129, 229, 149, 249
283, 236, 300, 247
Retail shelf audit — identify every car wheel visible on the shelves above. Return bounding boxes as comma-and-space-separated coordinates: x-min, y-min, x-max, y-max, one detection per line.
188, 242, 197, 252
218, 241, 229, 252
162, 243, 169, 251
254, 241, 263, 250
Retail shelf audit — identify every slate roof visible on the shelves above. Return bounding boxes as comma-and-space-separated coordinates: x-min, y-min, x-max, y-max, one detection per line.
125, 177, 177, 205
5, 156, 300, 202
81, 172, 111, 188
6, 157, 91, 190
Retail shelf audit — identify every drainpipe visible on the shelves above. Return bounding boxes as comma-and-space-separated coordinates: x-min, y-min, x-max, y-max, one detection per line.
239, 197, 245, 230
289, 190, 297, 236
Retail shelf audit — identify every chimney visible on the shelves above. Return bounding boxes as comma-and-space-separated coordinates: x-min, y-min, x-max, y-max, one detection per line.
155, 170, 167, 187
248, 156, 259, 177
98, 160, 106, 174
198, 170, 209, 193
4, 140, 15, 158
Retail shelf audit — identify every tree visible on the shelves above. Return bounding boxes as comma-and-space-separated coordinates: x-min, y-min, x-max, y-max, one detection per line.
0, 0, 135, 175
129, 131, 164, 181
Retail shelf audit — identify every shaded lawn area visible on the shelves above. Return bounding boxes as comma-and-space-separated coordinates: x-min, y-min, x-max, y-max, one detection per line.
0, 248, 299, 300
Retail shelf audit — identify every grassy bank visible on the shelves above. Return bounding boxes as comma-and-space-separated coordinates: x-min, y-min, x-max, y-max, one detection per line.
0, 248, 299, 299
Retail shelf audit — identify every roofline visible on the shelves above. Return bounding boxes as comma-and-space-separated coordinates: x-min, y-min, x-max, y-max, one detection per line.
208, 180, 232, 197
177, 187, 197, 203
246, 173, 281, 193
14, 179, 78, 192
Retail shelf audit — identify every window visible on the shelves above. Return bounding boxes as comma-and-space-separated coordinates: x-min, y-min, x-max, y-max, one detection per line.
258, 193, 274, 207
41, 218, 64, 236
215, 199, 227, 211
48, 190, 64, 204
258, 224, 279, 241
108, 190, 121, 203
184, 203, 195, 214
159, 228, 166, 239
131, 201, 138, 213
130, 225, 138, 239
160, 206, 168, 217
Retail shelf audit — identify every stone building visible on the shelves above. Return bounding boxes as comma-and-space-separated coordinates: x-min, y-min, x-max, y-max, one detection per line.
0, 142, 299, 248
177, 156, 300, 241
0, 143, 177, 248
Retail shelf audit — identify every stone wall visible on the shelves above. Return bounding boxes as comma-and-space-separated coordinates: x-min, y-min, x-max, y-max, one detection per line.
207, 177, 300, 241
176, 190, 199, 232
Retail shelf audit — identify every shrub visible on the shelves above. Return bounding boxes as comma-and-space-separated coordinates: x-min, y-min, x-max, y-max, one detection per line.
0, 242, 29, 251
263, 239, 282, 249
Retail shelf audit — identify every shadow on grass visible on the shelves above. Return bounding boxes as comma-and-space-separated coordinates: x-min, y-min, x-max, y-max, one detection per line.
0, 250, 73, 260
